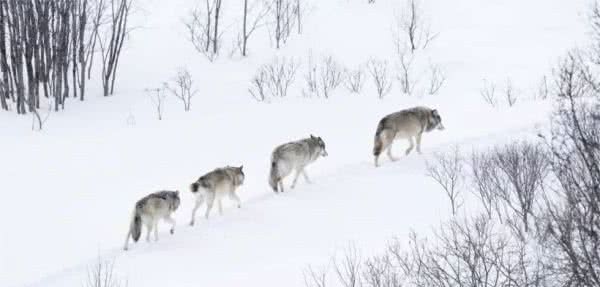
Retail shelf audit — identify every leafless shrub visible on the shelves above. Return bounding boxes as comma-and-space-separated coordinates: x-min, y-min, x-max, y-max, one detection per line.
367, 59, 392, 99
84, 258, 127, 287
249, 56, 298, 101
185, 0, 224, 62
333, 245, 361, 287
505, 79, 517, 107
427, 64, 445, 95
311, 215, 549, 287
469, 151, 504, 221
480, 79, 497, 107
470, 142, 549, 236
303, 55, 344, 98
426, 146, 464, 215
393, 0, 436, 54
343, 66, 365, 95
303, 54, 319, 98
304, 265, 328, 287
164, 68, 197, 112
319, 56, 344, 98
146, 87, 166, 120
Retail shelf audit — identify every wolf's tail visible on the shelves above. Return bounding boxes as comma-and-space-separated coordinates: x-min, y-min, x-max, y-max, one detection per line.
373, 119, 386, 156
131, 206, 143, 242
268, 161, 279, 192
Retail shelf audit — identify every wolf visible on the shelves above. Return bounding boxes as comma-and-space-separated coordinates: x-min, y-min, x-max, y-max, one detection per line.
373, 106, 445, 167
269, 135, 328, 193
189, 165, 245, 226
123, 190, 180, 251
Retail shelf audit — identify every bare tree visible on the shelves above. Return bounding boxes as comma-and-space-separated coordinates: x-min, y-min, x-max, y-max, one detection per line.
164, 68, 197, 111
480, 79, 497, 107
97, 0, 132, 97
146, 87, 165, 120
393, 0, 436, 54
343, 66, 365, 95
540, 51, 600, 285
426, 146, 464, 215
536, 75, 549, 100
396, 49, 415, 95
427, 63, 445, 95
271, 0, 296, 49
240, 0, 271, 56
367, 59, 392, 99
249, 56, 298, 101
186, 0, 223, 61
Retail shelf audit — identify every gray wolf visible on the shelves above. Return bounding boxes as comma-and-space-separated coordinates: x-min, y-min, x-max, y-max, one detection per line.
123, 190, 180, 250
189, 165, 245, 226
373, 106, 445, 166
269, 135, 328, 192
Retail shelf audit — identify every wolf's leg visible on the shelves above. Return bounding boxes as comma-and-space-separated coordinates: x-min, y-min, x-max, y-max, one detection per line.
205, 192, 215, 219
405, 137, 415, 155
416, 133, 423, 154
291, 169, 302, 189
190, 196, 205, 226
165, 216, 176, 234
278, 180, 285, 192
387, 145, 399, 161
302, 169, 312, 184
145, 222, 153, 242
153, 221, 159, 241
218, 198, 223, 215
376, 130, 394, 166
229, 191, 242, 208
123, 230, 131, 251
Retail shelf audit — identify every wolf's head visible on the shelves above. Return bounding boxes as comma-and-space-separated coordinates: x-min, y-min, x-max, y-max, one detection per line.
234, 165, 245, 185
310, 134, 328, 157
427, 109, 445, 131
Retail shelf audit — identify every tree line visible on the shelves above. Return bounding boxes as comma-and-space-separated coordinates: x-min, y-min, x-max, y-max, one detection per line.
0, 0, 131, 127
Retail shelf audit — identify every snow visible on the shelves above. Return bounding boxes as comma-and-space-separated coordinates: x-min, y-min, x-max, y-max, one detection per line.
0, 0, 589, 286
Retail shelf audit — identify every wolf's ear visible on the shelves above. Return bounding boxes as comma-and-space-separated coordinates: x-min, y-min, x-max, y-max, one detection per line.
239, 165, 244, 171
432, 109, 439, 116
175, 190, 180, 195
310, 134, 316, 139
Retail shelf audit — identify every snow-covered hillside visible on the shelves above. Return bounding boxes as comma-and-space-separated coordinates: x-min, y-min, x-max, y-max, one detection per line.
0, 0, 589, 286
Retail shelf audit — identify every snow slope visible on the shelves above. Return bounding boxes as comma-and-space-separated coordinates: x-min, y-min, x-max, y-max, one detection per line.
0, 0, 589, 286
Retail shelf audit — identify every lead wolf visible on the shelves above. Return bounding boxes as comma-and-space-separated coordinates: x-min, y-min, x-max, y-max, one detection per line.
189, 165, 245, 226
373, 106, 445, 167
269, 135, 328, 192
123, 190, 180, 251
